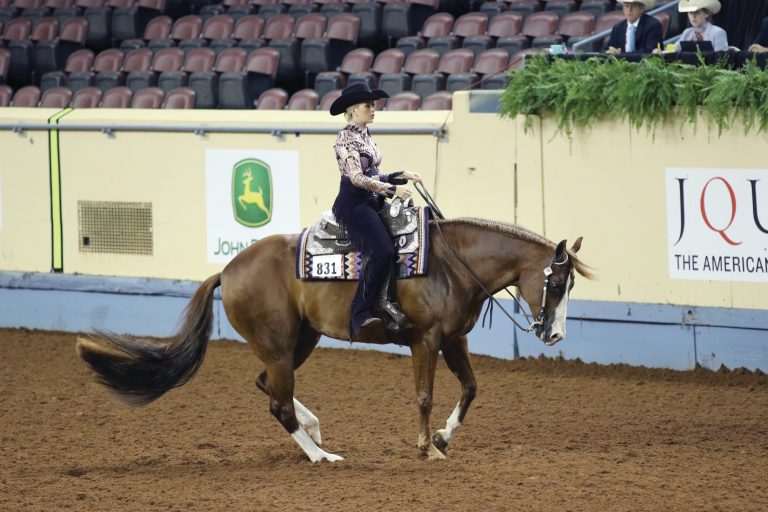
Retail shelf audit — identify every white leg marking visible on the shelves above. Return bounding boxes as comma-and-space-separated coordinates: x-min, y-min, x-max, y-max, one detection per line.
293, 398, 321, 445
291, 428, 343, 463
550, 274, 571, 338
435, 402, 462, 444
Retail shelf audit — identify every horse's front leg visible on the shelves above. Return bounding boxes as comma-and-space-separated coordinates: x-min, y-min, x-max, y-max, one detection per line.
433, 335, 477, 452
410, 336, 445, 460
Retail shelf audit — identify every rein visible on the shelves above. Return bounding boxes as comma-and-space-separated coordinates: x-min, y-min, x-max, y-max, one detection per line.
414, 183, 566, 343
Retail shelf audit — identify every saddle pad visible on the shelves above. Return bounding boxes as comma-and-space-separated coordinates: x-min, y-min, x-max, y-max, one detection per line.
296, 206, 430, 281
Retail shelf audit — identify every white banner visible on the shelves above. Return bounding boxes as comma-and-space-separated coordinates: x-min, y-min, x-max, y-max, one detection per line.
666, 168, 768, 282
205, 149, 300, 264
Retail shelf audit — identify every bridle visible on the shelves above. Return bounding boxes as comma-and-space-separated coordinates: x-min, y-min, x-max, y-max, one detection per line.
414, 183, 569, 344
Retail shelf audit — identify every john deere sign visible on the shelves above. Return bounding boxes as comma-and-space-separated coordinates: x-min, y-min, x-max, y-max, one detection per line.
232, 158, 272, 227
206, 149, 300, 264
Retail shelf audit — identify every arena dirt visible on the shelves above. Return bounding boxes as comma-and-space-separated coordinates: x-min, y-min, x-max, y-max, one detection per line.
1, 328, 767, 511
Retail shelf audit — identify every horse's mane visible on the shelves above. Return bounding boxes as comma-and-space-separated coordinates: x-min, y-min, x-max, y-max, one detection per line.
435, 217, 594, 279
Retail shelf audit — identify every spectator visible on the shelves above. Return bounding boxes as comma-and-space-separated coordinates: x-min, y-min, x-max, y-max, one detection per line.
748, 16, 768, 53
675, 0, 728, 52
606, 0, 663, 55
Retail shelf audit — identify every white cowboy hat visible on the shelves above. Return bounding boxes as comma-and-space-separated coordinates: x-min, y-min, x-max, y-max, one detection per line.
617, 0, 657, 9
678, 0, 721, 14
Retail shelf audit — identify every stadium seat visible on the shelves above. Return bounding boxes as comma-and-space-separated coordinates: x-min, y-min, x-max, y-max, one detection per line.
111, 0, 165, 43
11, 84, 41, 106
544, 0, 576, 20
1, 15, 32, 47
411, 47, 473, 100
579, 0, 612, 20
507, 0, 541, 21
94, 46, 151, 90
52, 0, 106, 30
83, 0, 132, 51
382, 0, 439, 45
188, 45, 245, 108
285, 0, 317, 20
179, 13, 232, 51
161, 85, 194, 107
7, 16, 57, 87
421, 90, 451, 109
0, 47, 10, 85
479, 1, 507, 22
301, 13, 359, 77
157, 46, 213, 92
119, 14, 171, 51
70, 84, 101, 106
0, 0, 43, 24
396, 12, 453, 59
126, 45, 182, 92
147, 14, 201, 50
218, 46, 278, 108
377, 48, 437, 98
39, 84, 72, 106
428, 12, 488, 56
198, 0, 246, 22
98, 84, 131, 106
22, 0, 74, 20
286, 87, 316, 109
318, 0, 348, 22
254, 0, 286, 23
269, 12, 324, 87
350, 0, 382, 50
249, 12, 292, 52
33, 16, 88, 78
68, 46, 122, 91
254, 86, 286, 108
349, 47, 405, 89
39, 47, 92, 91
0, 83, 12, 105
462, 11, 522, 56
223, 0, 257, 23
130, 84, 162, 107
446, 47, 507, 91
385, 91, 419, 111
591, 10, 624, 51
209, 13, 263, 53
317, 87, 339, 111
499, 9, 558, 55
313, 47, 372, 102
557, 11, 595, 47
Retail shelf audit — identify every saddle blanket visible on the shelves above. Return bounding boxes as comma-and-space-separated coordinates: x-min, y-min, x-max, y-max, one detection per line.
296, 204, 430, 281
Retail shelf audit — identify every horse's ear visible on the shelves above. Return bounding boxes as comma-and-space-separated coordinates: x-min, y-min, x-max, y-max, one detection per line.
570, 237, 583, 254
555, 239, 567, 258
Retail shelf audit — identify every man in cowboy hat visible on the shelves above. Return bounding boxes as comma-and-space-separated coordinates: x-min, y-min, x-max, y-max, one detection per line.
675, 0, 728, 52
329, 83, 422, 338
606, 0, 663, 55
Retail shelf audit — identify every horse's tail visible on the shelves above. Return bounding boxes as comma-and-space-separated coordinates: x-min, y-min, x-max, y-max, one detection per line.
76, 273, 222, 406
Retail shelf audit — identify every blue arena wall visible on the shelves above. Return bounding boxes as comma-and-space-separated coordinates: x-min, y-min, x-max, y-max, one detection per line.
1, 271, 765, 373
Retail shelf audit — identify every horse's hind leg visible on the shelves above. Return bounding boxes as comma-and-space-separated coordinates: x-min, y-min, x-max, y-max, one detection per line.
256, 323, 323, 445
410, 335, 445, 460
433, 335, 477, 452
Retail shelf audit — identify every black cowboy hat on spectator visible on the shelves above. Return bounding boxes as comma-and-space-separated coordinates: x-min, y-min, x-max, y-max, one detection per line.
329, 83, 389, 116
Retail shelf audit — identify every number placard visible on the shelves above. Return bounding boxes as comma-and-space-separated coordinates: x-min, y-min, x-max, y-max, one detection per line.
312, 254, 344, 278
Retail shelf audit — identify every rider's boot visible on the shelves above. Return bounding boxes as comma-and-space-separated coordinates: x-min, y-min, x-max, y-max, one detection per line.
374, 265, 407, 333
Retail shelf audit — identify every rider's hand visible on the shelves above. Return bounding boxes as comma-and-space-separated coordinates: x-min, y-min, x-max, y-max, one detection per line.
403, 171, 423, 183
394, 185, 412, 200
749, 43, 768, 53
606, 46, 621, 55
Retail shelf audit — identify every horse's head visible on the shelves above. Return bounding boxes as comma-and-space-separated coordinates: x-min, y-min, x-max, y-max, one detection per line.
519, 237, 583, 346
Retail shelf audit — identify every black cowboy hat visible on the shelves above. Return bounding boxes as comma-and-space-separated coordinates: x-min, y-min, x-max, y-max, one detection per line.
329, 83, 389, 116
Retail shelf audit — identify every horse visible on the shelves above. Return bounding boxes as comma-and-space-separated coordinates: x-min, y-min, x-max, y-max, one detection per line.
76, 217, 591, 462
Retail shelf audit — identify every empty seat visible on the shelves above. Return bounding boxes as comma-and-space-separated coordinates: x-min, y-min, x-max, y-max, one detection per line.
428, 12, 488, 56
33, 16, 88, 78
463, 11, 522, 56
111, 0, 165, 43
126, 46, 182, 91
70, 84, 101, 106
83, 0, 133, 51
499, 10, 558, 55
188, 45, 245, 108
158, 46, 214, 92
421, 90, 451, 110
210, 13, 263, 53
382, 0, 439, 44
396, 12, 453, 59
7, 16, 57, 87
119, 14, 171, 50
0, 0, 43, 23
24, 0, 75, 20
179, 13, 233, 51
254, 86, 286, 108
556, 11, 595, 47
39, 47, 92, 91
318, 0, 348, 22
52, 0, 106, 29
412, 47, 473, 100
386, 91, 419, 111
218, 46, 278, 108
224, 0, 257, 23
313, 46, 372, 102
446, 47, 507, 91
318, 87, 340, 111
347, 47, 403, 89
94, 46, 151, 91
0, 84, 12, 105
130, 85, 163, 107
285, 0, 317, 20
39, 84, 72, 106
378, 48, 438, 98
479, 1, 507, 22
11, 84, 41, 106
161, 85, 194, 107
253, 12, 292, 49
253, 0, 286, 23
148, 14, 201, 50
98, 84, 131, 106
68, 47, 122, 91
350, 0, 382, 50
544, 0, 576, 19
269, 12, 324, 87
579, 0, 612, 20
199, 0, 246, 21
286, 87, 316, 109
507, 0, 541, 21
0, 47, 10, 84
1, 15, 32, 46
301, 13, 359, 76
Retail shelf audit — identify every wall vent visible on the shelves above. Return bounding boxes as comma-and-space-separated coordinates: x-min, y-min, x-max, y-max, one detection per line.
78, 201, 153, 255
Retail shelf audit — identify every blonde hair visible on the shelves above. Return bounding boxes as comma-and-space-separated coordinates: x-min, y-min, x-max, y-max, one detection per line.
344, 107, 354, 122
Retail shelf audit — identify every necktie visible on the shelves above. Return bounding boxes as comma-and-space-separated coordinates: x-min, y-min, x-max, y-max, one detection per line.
694, 31, 703, 42
628, 25, 636, 52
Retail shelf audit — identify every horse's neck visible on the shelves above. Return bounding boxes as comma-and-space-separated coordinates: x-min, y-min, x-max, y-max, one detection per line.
437, 221, 550, 294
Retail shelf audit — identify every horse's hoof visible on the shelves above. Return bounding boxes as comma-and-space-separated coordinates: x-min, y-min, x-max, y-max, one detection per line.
426, 443, 447, 461
432, 432, 448, 452
311, 451, 344, 463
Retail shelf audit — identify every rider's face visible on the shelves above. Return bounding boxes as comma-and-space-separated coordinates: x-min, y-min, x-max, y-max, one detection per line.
351, 102, 375, 125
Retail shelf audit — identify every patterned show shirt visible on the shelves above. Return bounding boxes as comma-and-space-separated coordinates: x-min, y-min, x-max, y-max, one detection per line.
334, 122, 395, 197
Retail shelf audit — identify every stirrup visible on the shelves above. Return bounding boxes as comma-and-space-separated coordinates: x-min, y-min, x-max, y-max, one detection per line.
378, 301, 407, 329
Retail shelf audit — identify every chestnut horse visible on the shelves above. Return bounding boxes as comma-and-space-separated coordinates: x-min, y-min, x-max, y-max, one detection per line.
77, 218, 590, 462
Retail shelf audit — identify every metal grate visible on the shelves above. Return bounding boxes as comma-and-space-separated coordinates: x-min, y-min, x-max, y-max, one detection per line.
78, 201, 153, 255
